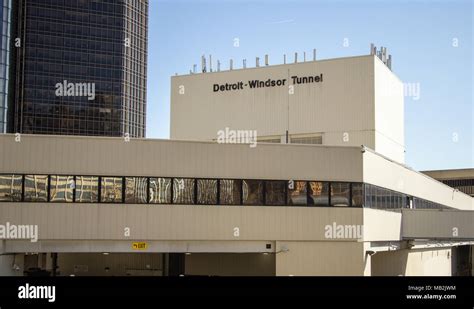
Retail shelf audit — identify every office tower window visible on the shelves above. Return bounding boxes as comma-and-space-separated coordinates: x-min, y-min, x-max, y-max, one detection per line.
101, 177, 123, 203
197, 179, 217, 204
75, 176, 98, 203
351, 183, 364, 207
308, 181, 329, 206
173, 178, 195, 204
219, 179, 241, 205
265, 181, 286, 205
125, 177, 147, 204
0, 174, 22, 202
331, 182, 350, 206
242, 180, 263, 205
149, 177, 171, 204
0, 0, 12, 133
24, 175, 48, 202
287, 181, 307, 206
50, 175, 74, 202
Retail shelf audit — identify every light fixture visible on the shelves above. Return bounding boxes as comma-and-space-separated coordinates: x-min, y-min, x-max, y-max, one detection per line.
102, 252, 109, 255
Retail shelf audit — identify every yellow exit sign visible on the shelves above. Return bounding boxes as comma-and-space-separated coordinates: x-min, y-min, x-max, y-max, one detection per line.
132, 242, 147, 250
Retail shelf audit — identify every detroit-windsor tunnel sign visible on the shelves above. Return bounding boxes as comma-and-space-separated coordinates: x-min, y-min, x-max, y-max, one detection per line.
213, 73, 323, 92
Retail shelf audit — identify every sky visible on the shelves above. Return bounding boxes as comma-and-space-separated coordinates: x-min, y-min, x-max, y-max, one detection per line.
147, 0, 473, 171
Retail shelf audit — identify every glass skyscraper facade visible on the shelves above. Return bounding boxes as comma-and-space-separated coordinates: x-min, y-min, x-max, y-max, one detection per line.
8, 0, 147, 137
0, 0, 12, 133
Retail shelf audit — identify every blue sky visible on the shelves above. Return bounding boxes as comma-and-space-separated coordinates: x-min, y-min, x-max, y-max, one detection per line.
147, 0, 473, 171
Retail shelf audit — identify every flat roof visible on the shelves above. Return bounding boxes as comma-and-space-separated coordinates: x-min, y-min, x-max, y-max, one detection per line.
421, 169, 474, 180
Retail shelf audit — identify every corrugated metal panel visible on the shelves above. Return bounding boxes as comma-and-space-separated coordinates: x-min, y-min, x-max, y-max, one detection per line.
0, 134, 364, 182
402, 209, 474, 239
0, 203, 363, 241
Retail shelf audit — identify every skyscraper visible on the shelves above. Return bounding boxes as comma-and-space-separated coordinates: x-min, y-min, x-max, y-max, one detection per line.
0, 0, 13, 133
7, 0, 148, 137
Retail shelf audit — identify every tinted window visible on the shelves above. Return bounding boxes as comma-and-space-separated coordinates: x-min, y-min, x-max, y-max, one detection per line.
331, 182, 350, 206
0, 175, 22, 202
287, 181, 307, 206
125, 177, 147, 204
351, 183, 364, 207
149, 177, 171, 204
197, 179, 217, 204
219, 179, 241, 205
76, 176, 99, 203
173, 178, 195, 204
265, 181, 286, 205
24, 175, 48, 202
101, 177, 123, 203
242, 180, 263, 205
50, 175, 74, 202
308, 181, 329, 206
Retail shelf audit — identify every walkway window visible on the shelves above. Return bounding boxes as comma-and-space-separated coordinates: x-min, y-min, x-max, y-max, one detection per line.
125, 177, 148, 204
0, 174, 22, 202
197, 179, 217, 204
149, 177, 171, 204
351, 183, 363, 207
331, 182, 350, 206
24, 175, 48, 202
76, 176, 99, 203
287, 181, 307, 206
265, 181, 286, 205
243, 180, 263, 205
173, 178, 195, 204
101, 177, 123, 203
219, 179, 241, 205
50, 175, 74, 202
364, 184, 374, 208
308, 181, 329, 206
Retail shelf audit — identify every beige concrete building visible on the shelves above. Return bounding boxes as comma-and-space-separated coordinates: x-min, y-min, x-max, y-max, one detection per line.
171, 54, 405, 163
0, 51, 473, 276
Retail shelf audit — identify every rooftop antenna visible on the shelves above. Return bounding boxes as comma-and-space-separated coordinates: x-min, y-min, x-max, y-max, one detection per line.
370, 43, 375, 55
294, 52, 298, 63
217, 60, 221, 72
209, 55, 213, 72
283, 54, 287, 64
265, 54, 269, 66
256, 57, 260, 67
387, 54, 392, 70
201, 55, 206, 73
193, 64, 197, 73
303, 52, 306, 62
243, 59, 247, 69
229, 59, 233, 70
313, 49, 317, 61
